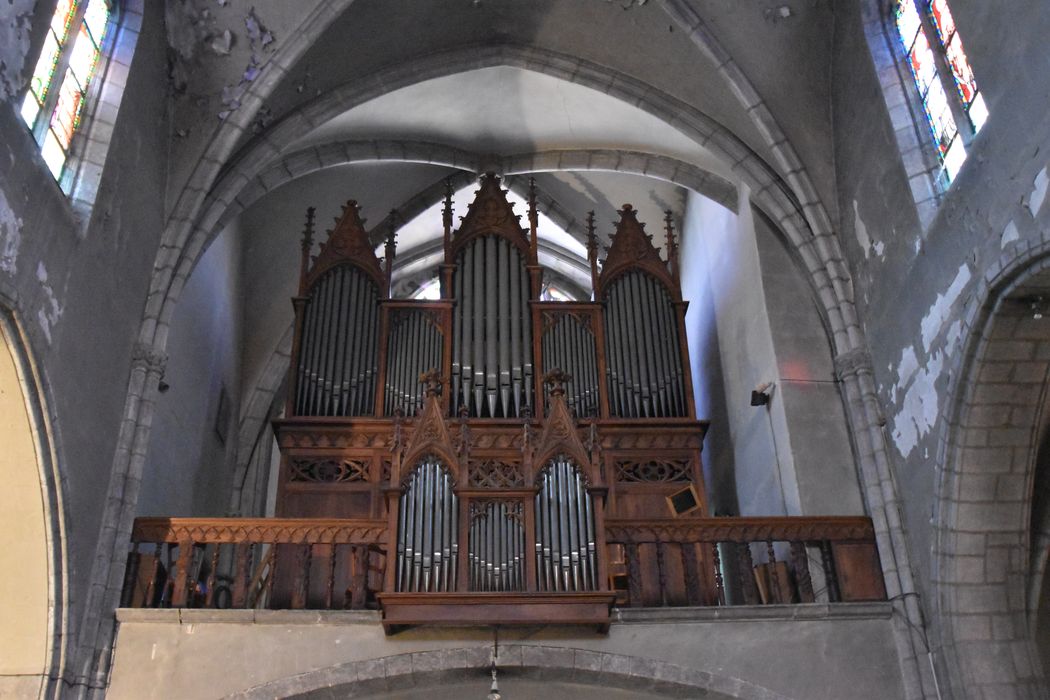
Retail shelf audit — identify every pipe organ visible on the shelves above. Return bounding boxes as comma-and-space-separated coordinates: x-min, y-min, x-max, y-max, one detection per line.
273, 173, 714, 630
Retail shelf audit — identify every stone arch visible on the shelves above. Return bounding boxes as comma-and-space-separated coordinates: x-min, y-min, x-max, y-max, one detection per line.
224, 644, 790, 700
150, 45, 848, 356
932, 240, 1050, 698
0, 306, 67, 697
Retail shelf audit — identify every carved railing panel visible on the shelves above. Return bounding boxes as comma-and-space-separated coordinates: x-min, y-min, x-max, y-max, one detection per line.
123, 518, 387, 611
603, 516, 885, 608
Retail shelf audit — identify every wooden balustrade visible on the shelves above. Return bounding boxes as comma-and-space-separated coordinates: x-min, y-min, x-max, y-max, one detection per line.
603, 516, 886, 608
122, 518, 388, 611
123, 515, 886, 617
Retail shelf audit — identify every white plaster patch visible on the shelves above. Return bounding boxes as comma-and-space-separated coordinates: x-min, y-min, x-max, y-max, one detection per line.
1001, 219, 1020, 249
892, 348, 945, 459
35, 262, 64, 345
891, 345, 919, 405
1028, 166, 1049, 217
853, 200, 872, 258
873, 240, 885, 257
0, 187, 22, 275
920, 264, 971, 353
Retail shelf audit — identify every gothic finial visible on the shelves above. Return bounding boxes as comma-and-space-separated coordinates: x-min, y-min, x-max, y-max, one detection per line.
419, 369, 444, 397
528, 176, 539, 265
664, 210, 679, 283
586, 210, 599, 292
543, 369, 572, 397
442, 178, 454, 252
298, 206, 316, 295
385, 209, 399, 296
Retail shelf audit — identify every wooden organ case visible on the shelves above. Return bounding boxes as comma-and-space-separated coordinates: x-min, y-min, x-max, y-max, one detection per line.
273, 174, 714, 632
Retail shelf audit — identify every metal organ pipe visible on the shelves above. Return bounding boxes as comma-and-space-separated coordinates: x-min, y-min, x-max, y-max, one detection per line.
295, 265, 379, 416
384, 310, 443, 417
602, 271, 686, 419
452, 236, 533, 418
468, 501, 524, 592
396, 459, 457, 593
533, 459, 597, 592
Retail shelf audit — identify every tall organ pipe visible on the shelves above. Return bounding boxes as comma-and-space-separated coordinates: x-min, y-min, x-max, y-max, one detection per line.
452, 236, 533, 418
396, 459, 457, 593
602, 271, 686, 419
295, 265, 379, 416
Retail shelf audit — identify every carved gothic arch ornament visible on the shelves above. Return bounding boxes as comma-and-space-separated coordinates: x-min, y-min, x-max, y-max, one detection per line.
532, 381, 597, 486
224, 644, 791, 700
398, 389, 462, 486
932, 240, 1050, 698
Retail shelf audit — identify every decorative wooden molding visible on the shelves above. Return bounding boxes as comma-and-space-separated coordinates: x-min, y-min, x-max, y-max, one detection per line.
595, 204, 677, 299
448, 173, 531, 259
401, 380, 461, 481
615, 459, 692, 483
131, 517, 388, 545
533, 375, 593, 478
603, 516, 877, 544
304, 200, 386, 294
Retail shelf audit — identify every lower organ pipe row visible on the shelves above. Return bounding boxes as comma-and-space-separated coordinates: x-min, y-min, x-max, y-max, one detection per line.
468, 502, 525, 592
394, 457, 598, 594
535, 458, 597, 592
396, 459, 458, 593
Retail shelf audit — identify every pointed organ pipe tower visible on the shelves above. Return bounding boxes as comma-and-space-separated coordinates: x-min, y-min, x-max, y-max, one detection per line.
274, 174, 711, 630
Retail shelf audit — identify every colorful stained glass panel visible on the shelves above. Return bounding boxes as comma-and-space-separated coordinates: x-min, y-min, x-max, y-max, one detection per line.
908, 29, 938, 97
927, 0, 983, 130
895, 0, 923, 44
83, 0, 109, 43
68, 24, 100, 86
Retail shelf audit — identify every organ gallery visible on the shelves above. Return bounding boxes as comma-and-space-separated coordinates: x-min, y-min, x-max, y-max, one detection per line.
125, 173, 884, 633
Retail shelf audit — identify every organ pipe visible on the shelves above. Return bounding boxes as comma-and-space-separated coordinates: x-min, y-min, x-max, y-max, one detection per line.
542, 314, 600, 417
384, 310, 443, 416
603, 271, 686, 418
294, 264, 379, 416
396, 459, 458, 593
534, 458, 597, 592
469, 502, 525, 592
452, 235, 534, 418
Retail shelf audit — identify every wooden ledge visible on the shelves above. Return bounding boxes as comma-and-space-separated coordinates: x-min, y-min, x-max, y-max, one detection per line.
376, 592, 616, 634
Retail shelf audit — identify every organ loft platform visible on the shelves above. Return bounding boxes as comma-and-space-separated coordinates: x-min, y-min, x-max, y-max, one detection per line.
122, 174, 885, 634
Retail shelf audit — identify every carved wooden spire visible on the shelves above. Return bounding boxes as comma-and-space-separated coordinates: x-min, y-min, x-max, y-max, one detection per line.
664, 210, 679, 286
297, 206, 316, 296
442, 177, 454, 254
450, 173, 530, 257
595, 204, 677, 298
586, 211, 599, 294
304, 200, 386, 294
384, 209, 398, 297
528, 176, 539, 266
533, 371, 593, 483
400, 372, 460, 484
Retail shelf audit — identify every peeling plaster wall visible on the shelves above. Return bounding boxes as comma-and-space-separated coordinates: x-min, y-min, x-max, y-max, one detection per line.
139, 225, 242, 518
833, 0, 1050, 602
0, 1, 170, 661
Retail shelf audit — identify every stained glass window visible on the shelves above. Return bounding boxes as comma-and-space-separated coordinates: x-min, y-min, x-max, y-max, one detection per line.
893, 0, 985, 183
21, 0, 111, 180
928, 0, 988, 131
